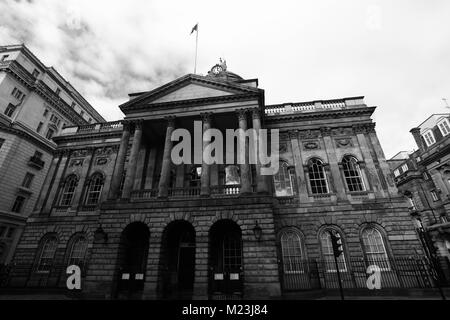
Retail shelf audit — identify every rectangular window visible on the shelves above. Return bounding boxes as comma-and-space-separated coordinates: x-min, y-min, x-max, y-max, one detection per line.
431, 190, 439, 201
4, 103, 16, 117
11, 196, 26, 213
423, 131, 436, 147
32, 69, 40, 78
394, 169, 400, 177
11, 87, 23, 100
22, 172, 35, 188
438, 119, 450, 137
36, 122, 43, 133
34, 151, 43, 159
401, 163, 408, 173
45, 128, 55, 140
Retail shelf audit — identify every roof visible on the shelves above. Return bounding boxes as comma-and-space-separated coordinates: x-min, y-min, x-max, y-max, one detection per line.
0, 44, 105, 122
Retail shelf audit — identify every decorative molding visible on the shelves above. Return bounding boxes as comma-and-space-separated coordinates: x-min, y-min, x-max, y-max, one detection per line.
298, 129, 320, 140
303, 141, 320, 150
335, 138, 353, 148
69, 159, 84, 167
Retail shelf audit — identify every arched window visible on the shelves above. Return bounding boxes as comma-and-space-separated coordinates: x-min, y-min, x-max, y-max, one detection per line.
361, 227, 390, 270
308, 158, 328, 194
67, 235, 88, 269
36, 236, 58, 272
342, 156, 365, 192
273, 162, 297, 197
280, 230, 304, 273
85, 173, 104, 205
60, 175, 78, 206
320, 230, 347, 272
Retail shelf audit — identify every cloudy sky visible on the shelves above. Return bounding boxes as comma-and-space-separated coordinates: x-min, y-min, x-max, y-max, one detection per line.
1, 0, 449, 158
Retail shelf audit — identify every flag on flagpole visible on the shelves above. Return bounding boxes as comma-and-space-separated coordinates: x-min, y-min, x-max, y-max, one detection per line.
190, 23, 198, 34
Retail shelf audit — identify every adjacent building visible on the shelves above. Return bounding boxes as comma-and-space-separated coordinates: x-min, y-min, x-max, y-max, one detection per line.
6, 62, 425, 299
389, 114, 450, 267
0, 44, 105, 265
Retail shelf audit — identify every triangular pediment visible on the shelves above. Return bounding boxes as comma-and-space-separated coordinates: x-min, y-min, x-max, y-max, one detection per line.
120, 74, 259, 111
151, 82, 234, 103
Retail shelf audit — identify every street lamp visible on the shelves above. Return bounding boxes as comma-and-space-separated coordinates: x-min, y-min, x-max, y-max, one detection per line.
253, 221, 262, 241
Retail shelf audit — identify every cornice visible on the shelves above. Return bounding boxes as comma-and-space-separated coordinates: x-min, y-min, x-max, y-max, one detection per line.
264, 106, 376, 123
53, 130, 123, 143
0, 123, 55, 153
123, 92, 261, 114
120, 74, 261, 111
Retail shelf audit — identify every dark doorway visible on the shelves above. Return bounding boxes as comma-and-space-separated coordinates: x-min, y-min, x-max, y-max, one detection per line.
115, 222, 150, 299
160, 221, 196, 299
209, 220, 243, 299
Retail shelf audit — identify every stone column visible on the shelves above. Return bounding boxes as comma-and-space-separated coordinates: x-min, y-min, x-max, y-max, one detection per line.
237, 109, 251, 194
71, 147, 96, 209
158, 117, 176, 198
108, 122, 131, 199
122, 120, 143, 199
289, 130, 309, 202
367, 125, 401, 196
354, 124, 385, 198
321, 127, 346, 200
200, 113, 212, 196
34, 154, 60, 213
44, 150, 70, 212
252, 108, 270, 193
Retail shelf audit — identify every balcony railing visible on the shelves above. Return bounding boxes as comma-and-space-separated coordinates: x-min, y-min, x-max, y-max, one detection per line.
211, 184, 241, 196
60, 120, 123, 136
168, 187, 201, 197
264, 97, 364, 116
130, 189, 158, 199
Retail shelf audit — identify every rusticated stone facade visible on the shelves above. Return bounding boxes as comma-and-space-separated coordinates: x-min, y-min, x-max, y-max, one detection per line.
7, 65, 423, 299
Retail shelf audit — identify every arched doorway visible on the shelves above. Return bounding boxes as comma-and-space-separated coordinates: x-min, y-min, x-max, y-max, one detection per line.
209, 220, 243, 299
159, 221, 196, 299
115, 222, 150, 299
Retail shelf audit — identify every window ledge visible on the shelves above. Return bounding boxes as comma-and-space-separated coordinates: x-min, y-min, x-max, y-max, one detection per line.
17, 186, 33, 195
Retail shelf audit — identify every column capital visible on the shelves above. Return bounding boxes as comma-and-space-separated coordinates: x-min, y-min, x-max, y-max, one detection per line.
164, 115, 176, 127
251, 108, 261, 120
288, 130, 299, 140
320, 126, 332, 136
235, 109, 248, 121
200, 112, 213, 123
133, 119, 144, 130
122, 120, 133, 131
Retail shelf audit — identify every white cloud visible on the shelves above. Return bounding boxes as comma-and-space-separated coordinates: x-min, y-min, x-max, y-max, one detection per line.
1, 0, 450, 157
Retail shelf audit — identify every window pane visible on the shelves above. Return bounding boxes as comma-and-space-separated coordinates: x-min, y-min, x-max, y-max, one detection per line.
308, 159, 328, 194
342, 156, 365, 192
281, 231, 304, 273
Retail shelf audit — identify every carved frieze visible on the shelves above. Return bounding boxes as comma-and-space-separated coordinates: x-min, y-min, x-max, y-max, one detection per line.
298, 129, 320, 140
95, 157, 108, 165
303, 141, 320, 150
335, 138, 353, 148
71, 149, 89, 158
69, 159, 84, 167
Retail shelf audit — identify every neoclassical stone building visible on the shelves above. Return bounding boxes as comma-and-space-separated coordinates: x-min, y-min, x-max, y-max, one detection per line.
7, 64, 424, 299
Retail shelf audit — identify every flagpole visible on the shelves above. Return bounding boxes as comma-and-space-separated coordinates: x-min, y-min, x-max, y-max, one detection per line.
194, 24, 198, 74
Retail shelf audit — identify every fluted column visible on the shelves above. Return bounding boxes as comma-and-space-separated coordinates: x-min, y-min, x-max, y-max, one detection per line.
109, 122, 131, 199
237, 109, 251, 194
251, 108, 270, 193
122, 120, 143, 199
158, 117, 176, 198
200, 113, 212, 196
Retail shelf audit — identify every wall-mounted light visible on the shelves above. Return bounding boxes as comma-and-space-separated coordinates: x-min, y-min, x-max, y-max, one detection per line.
253, 220, 262, 241
94, 226, 108, 243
